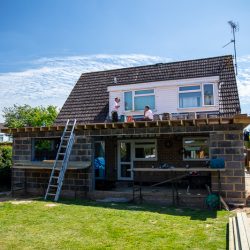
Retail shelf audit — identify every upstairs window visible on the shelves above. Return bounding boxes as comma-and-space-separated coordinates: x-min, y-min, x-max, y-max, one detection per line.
179, 83, 215, 108
179, 86, 201, 108
124, 89, 155, 111
203, 84, 214, 105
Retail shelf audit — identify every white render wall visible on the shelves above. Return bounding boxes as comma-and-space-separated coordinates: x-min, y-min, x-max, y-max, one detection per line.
108, 76, 220, 117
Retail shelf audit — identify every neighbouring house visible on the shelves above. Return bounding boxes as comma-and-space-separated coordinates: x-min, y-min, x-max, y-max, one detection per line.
3, 55, 250, 206
0, 123, 12, 143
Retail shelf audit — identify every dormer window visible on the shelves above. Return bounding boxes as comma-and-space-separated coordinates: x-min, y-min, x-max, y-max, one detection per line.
124, 89, 155, 111
203, 84, 214, 105
179, 83, 214, 109
179, 86, 201, 108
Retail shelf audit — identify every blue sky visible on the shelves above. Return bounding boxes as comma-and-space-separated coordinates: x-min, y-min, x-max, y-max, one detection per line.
0, 0, 250, 121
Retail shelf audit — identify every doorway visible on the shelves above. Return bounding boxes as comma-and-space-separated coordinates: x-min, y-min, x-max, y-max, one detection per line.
118, 141, 133, 180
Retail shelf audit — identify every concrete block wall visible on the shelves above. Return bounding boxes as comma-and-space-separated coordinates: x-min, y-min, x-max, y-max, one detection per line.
12, 131, 93, 165
12, 168, 93, 198
210, 130, 245, 204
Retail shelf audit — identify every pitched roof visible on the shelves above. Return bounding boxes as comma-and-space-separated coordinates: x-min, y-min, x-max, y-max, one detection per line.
55, 55, 240, 125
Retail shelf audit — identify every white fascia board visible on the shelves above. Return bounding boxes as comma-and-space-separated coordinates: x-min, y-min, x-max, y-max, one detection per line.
107, 76, 220, 92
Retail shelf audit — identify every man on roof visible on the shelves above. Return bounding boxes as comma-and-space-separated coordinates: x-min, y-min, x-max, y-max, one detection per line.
143, 106, 153, 121
112, 97, 120, 122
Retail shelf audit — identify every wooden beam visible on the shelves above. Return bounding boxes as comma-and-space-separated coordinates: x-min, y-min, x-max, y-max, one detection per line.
75, 125, 85, 130
94, 123, 105, 129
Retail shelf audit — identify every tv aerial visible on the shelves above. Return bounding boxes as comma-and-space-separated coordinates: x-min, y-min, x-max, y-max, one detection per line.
223, 20, 239, 75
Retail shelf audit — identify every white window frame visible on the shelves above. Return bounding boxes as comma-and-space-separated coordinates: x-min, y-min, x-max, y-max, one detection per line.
117, 140, 134, 180
178, 83, 215, 109
117, 139, 157, 180
134, 139, 157, 161
124, 89, 155, 112
182, 137, 210, 161
203, 83, 215, 106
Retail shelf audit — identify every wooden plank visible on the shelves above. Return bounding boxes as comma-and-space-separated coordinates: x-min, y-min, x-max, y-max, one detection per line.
232, 216, 240, 250
131, 168, 225, 172
237, 212, 249, 250
241, 212, 250, 248
229, 217, 235, 250
233, 116, 250, 124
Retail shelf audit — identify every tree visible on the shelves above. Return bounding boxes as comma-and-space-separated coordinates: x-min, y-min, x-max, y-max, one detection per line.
3, 104, 58, 128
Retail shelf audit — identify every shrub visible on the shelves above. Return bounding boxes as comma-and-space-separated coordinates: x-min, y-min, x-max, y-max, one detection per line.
0, 144, 12, 190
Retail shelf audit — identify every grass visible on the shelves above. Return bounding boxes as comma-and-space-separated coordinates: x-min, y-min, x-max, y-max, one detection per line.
0, 199, 229, 250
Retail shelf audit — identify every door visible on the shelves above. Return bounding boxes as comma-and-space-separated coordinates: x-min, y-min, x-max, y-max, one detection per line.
118, 141, 133, 180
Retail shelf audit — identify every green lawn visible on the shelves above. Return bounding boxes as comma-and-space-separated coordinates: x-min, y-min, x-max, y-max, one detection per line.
0, 199, 229, 250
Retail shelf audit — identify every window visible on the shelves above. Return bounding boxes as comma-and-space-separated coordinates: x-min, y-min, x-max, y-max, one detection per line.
124, 89, 155, 111
32, 138, 60, 161
203, 84, 214, 105
183, 138, 209, 160
179, 86, 201, 108
134, 141, 157, 160
0, 135, 3, 142
179, 83, 215, 108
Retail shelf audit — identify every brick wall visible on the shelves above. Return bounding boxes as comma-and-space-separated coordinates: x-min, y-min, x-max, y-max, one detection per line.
210, 130, 245, 204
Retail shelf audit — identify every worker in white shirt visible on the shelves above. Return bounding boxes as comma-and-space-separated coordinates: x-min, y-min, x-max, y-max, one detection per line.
112, 97, 120, 122
143, 105, 153, 121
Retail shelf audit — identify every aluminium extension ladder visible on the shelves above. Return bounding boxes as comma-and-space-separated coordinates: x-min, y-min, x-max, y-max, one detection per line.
44, 119, 77, 201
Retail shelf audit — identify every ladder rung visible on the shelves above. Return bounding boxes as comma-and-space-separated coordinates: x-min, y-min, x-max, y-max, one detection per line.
49, 185, 58, 188
47, 193, 56, 196
58, 153, 65, 155
52, 176, 59, 179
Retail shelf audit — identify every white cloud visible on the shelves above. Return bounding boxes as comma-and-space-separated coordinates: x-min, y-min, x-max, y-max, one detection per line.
0, 54, 171, 122
0, 53, 249, 122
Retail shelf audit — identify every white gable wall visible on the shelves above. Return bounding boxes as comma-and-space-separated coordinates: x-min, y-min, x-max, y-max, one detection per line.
108, 76, 220, 117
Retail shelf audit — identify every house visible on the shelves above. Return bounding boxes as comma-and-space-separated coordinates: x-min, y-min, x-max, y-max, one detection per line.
3, 55, 250, 206
0, 123, 12, 143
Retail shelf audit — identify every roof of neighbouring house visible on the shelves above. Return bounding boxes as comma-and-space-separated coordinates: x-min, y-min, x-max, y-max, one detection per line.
55, 55, 241, 125
0, 123, 6, 132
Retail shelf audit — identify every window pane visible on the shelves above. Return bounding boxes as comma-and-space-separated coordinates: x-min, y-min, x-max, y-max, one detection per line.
179, 92, 201, 108
135, 89, 154, 95
135, 147, 156, 159
124, 91, 132, 110
120, 142, 131, 162
134, 95, 155, 110
120, 164, 131, 178
183, 138, 209, 160
204, 84, 214, 105
33, 138, 60, 161
179, 86, 200, 91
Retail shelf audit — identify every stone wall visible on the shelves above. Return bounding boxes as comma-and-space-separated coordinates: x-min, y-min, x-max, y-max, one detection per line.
210, 130, 245, 204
